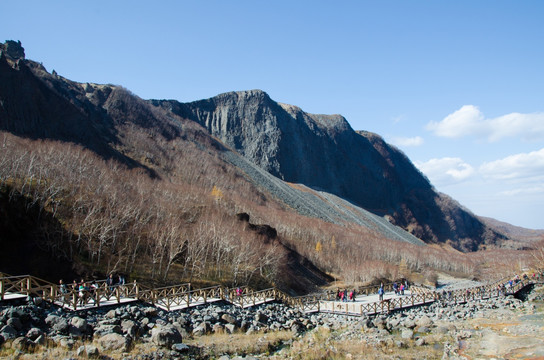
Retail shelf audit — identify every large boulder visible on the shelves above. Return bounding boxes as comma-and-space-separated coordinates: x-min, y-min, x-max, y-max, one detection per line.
93, 324, 122, 337
416, 315, 433, 328
45, 314, 69, 334
121, 319, 140, 337
1, 324, 18, 340
71, 316, 89, 334
192, 322, 211, 336
77, 345, 100, 358
6, 317, 23, 331
97, 333, 130, 352
151, 325, 182, 347
26, 327, 44, 341
221, 313, 237, 324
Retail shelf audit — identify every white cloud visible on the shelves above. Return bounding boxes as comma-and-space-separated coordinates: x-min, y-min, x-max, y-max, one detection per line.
392, 115, 404, 124
390, 136, 424, 147
426, 105, 544, 142
500, 185, 544, 196
414, 157, 475, 186
480, 148, 544, 180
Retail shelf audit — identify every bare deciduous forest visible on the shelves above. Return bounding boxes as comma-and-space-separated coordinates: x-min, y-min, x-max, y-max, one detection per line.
1, 128, 537, 293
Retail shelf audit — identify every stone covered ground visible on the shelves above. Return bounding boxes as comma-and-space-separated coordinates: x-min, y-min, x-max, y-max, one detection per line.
1, 285, 543, 359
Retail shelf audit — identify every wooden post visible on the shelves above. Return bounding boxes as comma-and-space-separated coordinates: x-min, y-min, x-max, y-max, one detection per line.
73, 292, 78, 311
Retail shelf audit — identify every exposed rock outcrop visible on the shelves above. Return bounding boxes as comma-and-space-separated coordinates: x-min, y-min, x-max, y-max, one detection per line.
0, 40, 25, 61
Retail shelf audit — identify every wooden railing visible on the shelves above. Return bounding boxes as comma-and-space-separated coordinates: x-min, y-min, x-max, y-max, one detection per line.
319, 292, 436, 316
1, 271, 540, 315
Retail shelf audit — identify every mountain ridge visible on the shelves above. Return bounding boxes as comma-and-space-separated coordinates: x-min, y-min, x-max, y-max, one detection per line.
152, 90, 506, 251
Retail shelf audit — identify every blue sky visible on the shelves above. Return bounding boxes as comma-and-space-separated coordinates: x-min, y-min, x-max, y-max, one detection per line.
3, 1, 543, 229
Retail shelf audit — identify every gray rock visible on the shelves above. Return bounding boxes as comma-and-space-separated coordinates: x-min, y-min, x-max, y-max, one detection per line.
59, 337, 75, 349
121, 319, 139, 336
45, 315, 70, 334
255, 312, 268, 323
26, 327, 44, 341
373, 317, 386, 329
77, 345, 99, 357
417, 326, 431, 334
1, 324, 18, 339
246, 325, 257, 335
415, 337, 426, 346
416, 315, 433, 328
225, 323, 236, 334
401, 329, 414, 339
151, 325, 182, 347
71, 317, 88, 331
143, 307, 158, 318
221, 313, 237, 324
402, 318, 416, 329
93, 324, 122, 337
212, 323, 225, 333
98, 333, 130, 352
7, 317, 23, 331
12, 336, 33, 351
171, 343, 190, 353
456, 330, 472, 340
192, 322, 211, 336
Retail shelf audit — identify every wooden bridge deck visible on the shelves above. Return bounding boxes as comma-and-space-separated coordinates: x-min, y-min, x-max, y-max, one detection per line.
1, 272, 540, 316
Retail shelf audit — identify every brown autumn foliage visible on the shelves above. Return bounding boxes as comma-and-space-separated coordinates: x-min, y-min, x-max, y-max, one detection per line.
0, 129, 534, 291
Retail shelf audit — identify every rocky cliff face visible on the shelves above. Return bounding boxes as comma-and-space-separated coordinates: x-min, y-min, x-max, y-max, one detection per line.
153, 90, 504, 250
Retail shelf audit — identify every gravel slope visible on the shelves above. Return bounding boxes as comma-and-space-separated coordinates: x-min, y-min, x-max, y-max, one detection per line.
224, 151, 425, 246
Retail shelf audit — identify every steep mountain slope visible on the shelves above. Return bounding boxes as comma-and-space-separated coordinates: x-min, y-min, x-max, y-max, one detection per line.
152, 91, 505, 251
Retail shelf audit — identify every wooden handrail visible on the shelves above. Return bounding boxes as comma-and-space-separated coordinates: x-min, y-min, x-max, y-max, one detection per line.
1, 271, 539, 315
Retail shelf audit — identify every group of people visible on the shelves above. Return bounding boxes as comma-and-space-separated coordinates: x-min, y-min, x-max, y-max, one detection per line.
392, 281, 407, 296
336, 289, 356, 302
57, 273, 127, 306
336, 279, 410, 303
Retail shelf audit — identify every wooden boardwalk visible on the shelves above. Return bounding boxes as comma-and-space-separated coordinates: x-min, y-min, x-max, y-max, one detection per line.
0, 271, 540, 316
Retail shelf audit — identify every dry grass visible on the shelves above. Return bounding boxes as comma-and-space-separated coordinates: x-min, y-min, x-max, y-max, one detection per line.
184, 330, 293, 357
268, 327, 448, 360
0, 326, 450, 360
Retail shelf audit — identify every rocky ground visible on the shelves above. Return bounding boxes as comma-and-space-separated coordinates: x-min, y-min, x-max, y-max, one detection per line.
0, 285, 543, 359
